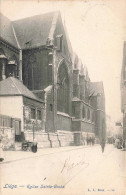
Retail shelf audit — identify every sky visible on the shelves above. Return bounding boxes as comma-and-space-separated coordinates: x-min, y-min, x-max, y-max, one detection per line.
0, 0, 126, 123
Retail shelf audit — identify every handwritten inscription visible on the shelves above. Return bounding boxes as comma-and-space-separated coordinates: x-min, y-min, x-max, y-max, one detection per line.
61, 156, 89, 173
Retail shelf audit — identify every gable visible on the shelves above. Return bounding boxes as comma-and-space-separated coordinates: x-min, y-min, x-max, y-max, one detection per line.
90, 82, 104, 96
53, 14, 73, 63
12, 12, 58, 49
0, 13, 18, 48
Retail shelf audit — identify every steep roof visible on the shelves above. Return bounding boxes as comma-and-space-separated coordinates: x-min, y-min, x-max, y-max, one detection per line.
12, 12, 59, 49
0, 77, 43, 102
89, 82, 104, 96
90, 81, 105, 111
63, 22, 73, 62
0, 13, 18, 48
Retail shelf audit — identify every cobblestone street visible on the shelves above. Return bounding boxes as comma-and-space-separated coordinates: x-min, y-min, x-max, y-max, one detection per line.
0, 145, 126, 195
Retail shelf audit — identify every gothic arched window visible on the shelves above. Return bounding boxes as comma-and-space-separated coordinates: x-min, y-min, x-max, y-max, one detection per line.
82, 106, 86, 119
92, 111, 95, 122
57, 63, 69, 114
87, 109, 90, 120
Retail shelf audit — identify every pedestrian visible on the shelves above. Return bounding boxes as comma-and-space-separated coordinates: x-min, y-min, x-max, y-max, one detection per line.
0, 139, 4, 162
89, 137, 92, 146
123, 139, 125, 149
86, 137, 89, 145
31, 142, 37, 153
100, 140, 105, 153
92, 137, 95, 146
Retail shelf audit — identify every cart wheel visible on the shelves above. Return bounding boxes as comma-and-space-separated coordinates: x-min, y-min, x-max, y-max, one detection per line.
22, 146, 27, 151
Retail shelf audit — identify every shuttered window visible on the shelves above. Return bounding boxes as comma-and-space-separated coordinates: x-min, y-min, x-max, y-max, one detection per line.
37, 110, 42, 120
31, 108, 36, 119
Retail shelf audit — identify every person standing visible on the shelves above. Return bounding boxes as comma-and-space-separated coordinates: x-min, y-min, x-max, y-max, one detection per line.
100, 139, 106, 153
0, 139, 4, 162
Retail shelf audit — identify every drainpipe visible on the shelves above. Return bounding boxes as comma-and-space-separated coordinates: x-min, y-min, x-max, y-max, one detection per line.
52, 48, 57, 133
19, 49, 22, 80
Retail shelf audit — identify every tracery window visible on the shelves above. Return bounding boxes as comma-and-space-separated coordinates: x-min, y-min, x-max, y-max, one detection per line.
82, 106, 86, 119
87, 109, 90, 120
92, 111, 95, 122
57, 63, 69, 114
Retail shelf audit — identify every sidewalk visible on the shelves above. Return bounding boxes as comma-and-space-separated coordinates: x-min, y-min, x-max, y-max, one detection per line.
0, 145, 96, 164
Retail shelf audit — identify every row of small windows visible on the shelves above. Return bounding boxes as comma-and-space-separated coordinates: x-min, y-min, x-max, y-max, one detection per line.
82, 107, 95, 122
31, 108, 42, 120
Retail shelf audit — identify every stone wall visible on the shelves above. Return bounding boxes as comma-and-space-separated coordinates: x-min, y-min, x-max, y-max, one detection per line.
56, 113, 72, 131
24, 130, 74, 149
24, 131, 50, 148
0, 127, 15, 150
81, 120, 94, 133
57, 131, 74, 147
96, 110, 106, 140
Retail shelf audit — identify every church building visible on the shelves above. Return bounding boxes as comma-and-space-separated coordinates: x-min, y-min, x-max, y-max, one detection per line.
0, 12, 106, 147
121, 41, 126, 148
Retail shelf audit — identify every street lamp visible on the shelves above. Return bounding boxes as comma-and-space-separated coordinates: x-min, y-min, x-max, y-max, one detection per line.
32, 121, 35, 141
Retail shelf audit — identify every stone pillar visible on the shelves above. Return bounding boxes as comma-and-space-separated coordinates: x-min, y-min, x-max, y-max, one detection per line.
73, 69, 80, 98
48, 52, 53, 84
72, 101, 82, 119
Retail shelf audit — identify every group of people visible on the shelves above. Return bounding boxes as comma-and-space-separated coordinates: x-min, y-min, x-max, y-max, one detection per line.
114, 138, 125, 149
0, 139, 4, 162
86, 137, 95, 146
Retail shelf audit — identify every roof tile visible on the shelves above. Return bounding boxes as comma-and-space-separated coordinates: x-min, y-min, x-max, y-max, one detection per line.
0, 77, 43, 102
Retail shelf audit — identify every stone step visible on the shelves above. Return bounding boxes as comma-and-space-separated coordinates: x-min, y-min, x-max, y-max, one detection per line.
15, 142, 22, 151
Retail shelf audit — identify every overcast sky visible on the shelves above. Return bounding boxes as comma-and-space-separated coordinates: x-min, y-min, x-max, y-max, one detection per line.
1, 0, 126, 123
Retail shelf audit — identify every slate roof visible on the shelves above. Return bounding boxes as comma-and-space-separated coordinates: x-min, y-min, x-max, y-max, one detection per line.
0, 77, 43, 102
0, 11, 74, 60
63, 23, 73, 62
89, 82, 104, 96
90, 82, 105, 111
0, 13, 18, 48
12, 12, 59, 49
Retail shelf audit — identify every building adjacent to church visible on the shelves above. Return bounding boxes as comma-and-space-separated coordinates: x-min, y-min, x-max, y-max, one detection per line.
121, 41, 126, 148
0, 12, 106, 148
